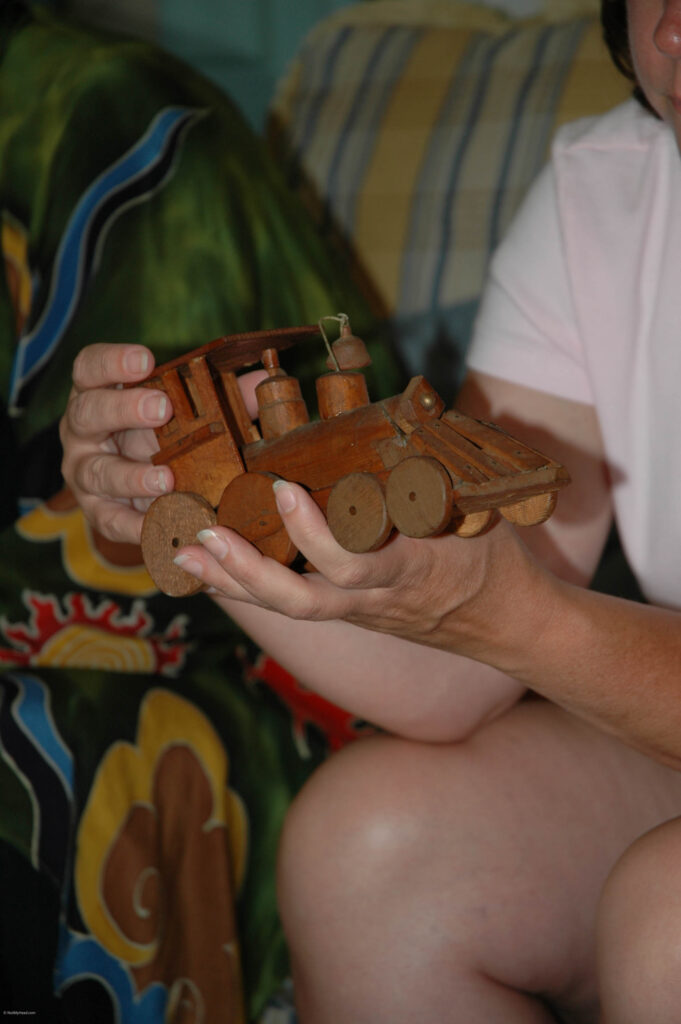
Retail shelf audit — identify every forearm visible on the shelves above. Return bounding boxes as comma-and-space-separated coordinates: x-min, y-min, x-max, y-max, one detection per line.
222, 506, 681, 762
517, 583, 681, 767
450, 559, 681, 767
216, 595, 525, 742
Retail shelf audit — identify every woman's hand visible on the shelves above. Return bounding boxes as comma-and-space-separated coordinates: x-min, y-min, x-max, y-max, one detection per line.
60, 344, 173, 545
174, 479, 552, 661
60, 342, 267, 546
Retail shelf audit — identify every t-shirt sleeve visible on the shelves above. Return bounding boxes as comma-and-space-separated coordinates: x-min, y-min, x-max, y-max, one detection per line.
466, 160, 595, 406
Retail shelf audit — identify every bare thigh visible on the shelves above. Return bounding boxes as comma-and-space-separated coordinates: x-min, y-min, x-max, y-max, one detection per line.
598, 814, 681, 1023
278, 698, 681, 1022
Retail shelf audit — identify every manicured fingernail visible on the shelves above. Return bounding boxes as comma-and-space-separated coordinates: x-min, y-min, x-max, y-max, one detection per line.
140, 392, 167, 422
124, 348, 150, 375
273, 479, 297, 513
173, 554, 203, 577
197, 528, 230, 560
144, 467, 168, 494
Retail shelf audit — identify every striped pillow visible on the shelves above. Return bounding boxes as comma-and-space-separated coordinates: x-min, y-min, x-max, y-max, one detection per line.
268, 4, 631, 397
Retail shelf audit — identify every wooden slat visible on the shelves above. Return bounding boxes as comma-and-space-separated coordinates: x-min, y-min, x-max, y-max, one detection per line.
412, 421, 508, 480
157, 368, 195, 426
406, 426, 490, 483
146, 325, 321, 379
443, 410, 555, 472
183, 357, 216, 420
219, 370, 261, 445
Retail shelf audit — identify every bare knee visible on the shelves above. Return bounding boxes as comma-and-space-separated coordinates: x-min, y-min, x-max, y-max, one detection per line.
598, 816, 681, 1023
277, 730, 550, 1022
277, 704, 681, 1021
277, 727, 529, 920
277, 734, 441, 921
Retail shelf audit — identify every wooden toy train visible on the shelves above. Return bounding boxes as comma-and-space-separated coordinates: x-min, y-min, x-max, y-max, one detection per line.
136, 317, 570, 596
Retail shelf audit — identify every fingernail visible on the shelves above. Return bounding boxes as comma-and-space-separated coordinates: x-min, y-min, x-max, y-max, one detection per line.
173, 554, 203, 577
124, 348, 150, 375
197, 528, 230, 560
144, 467, 168, 494
140, 392, 167, 422
273, 479, 297, 513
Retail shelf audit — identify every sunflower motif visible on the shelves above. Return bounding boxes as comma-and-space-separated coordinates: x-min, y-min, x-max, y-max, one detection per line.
0, 591, 190, 676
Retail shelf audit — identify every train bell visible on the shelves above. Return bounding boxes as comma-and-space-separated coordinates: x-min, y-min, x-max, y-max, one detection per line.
325, 324, 372, 371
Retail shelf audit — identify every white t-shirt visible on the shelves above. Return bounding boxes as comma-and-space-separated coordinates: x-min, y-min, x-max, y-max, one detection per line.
467, 100, 681, 610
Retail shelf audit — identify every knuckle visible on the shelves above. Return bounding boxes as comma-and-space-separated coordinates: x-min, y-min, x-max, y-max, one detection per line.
75, 490, 141, 546
79, 495, 107, 534
84, 453, 111, 496
97, 516, 122, 544
227, 554, 265, 596
67, 392, 94, 435
72, 343, 113, 388
105, 518, 130, 545
289, 593, 323, 621
71, 348, 89, 386
99, 505, 135, 545
331, 557, 369, 590
68, 455, 87, 492
58, 407, 71, 446
70, 348, 87, 387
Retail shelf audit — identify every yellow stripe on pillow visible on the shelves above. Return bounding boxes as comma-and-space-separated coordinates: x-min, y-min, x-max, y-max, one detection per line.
354, 28, 475, 315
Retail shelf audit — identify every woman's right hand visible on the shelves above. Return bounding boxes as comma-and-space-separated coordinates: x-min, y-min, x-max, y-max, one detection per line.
59, 343, 174, 545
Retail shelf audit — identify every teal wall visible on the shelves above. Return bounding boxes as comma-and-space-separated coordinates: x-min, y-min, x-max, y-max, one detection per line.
68, 0, 356, 129
160, 0, 355, 129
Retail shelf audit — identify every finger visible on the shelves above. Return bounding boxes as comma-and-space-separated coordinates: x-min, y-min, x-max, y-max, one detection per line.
182, 527, 350, 620
63, 385, 172, 442
110, 426, 164, 463
271, 480, 406, 590
70, 450, 173, 503
81, 496, 146, 546
72, 343, 155, 391
172, 543, 264, 606
237, 369, 268, 420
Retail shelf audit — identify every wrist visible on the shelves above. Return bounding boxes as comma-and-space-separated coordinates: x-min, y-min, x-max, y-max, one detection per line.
445, 522, 562, 677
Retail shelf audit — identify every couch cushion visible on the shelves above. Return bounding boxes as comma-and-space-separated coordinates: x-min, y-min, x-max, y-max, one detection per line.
268, 0, 632, 400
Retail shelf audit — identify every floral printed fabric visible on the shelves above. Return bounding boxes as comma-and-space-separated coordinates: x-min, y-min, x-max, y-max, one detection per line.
0, 4, 400, 1019
0, 498, 326, 1022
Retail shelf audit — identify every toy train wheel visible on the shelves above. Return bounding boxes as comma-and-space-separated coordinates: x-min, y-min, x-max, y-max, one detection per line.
385, 456, 454, 539
451, 508, 496, 538
326, 473, 393, 553
217, 472, 298, 564
141, 491, 217, 597
500, 491, 557, 527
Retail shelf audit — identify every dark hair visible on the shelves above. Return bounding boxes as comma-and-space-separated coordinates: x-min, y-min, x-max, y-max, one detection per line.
601, 0, 656, 113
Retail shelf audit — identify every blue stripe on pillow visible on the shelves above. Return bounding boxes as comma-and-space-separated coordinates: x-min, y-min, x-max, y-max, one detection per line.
488, 18, 588, 252
324, 26, 420, 238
